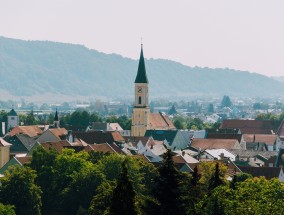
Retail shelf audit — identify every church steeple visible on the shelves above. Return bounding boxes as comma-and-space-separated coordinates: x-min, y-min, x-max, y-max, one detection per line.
54, 108, 59, 128
131, 45, 150, 136
135, 45, 148, 84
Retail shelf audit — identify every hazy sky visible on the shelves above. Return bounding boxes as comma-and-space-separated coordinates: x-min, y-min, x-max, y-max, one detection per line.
1, 0, 284, 76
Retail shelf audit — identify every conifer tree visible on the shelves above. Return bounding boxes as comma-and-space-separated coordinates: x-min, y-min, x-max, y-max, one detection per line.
208, 163, 224, 191
109, 160, 137, 215
153, 149, 184, 215
191, 165, 200, 186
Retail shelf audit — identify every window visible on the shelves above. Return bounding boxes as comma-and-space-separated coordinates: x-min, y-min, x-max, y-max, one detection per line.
139, 96, 142, 104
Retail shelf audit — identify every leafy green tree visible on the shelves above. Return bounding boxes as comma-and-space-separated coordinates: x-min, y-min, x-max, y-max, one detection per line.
109, 161, 138, 215
199, 162, 227, 188
0, 203, 15, 215
236, 173, 252, 182
25, 110, 37, 125
173, 116, 186, 129
221, 95, 232, 108
0, 166, 42, 215
89, 181, 116, 215
29, 146, 58, 214
200, 177, 284, 215
62, 163, 105, 214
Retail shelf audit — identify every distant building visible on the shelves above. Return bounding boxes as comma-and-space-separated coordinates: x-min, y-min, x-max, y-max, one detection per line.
7, 108, 19, 131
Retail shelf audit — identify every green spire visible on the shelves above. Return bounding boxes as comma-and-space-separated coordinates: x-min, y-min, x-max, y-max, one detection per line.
134, 45, 148, 83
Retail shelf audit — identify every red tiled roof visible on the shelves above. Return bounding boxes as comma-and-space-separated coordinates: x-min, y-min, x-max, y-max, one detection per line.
89, 143, 125, 154
149, 113, 176, 130
243, 134, 277, 145
9, 126, 43, 138
16, 156, 32, 165
237, 166, 282, 179
73, 131, 125, 144
172, 155, 187, 164
191, 139, 239, 150
41, 140, 71, 153
49, 128, 68, 139
206, 133, 243, 143
124, 136, 149, 147
221, 120, 281, 134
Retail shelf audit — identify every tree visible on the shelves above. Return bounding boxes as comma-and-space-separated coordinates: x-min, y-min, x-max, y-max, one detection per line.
109, 160, 138, 215
168, 105, 177, 115
191, 165, 201, 186
0, 203, 15, 215
0, 166, 42, 215
221, 95, 232, 108
199, 161, 227, 188
25, 110, 37, 125
207, 104, 214, 114
172, 116, 186, 129
153, 149, 184, 215
29, 146, 58, 214
208, 163, 224, 191
200, 177, 284, 215
89, 181, 116, 215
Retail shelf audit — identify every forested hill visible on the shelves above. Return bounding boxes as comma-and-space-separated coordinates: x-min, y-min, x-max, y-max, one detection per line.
0, 36, 283, 99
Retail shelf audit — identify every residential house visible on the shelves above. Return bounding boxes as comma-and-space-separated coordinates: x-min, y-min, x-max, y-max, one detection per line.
72, 130, 125, 145
144, 130, 188, 150
191, 139, 241, 151
243, 134, 282, 151
237, 165, 284, 181
0, 156, 32, 174
202, 149, 236, 161
0, 138, 11, 168
36, 128, 68, 143
221, 119, 281, 134
229, 149, 278, 167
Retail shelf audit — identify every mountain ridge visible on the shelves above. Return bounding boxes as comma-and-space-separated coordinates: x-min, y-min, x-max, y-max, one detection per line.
0, 36, 283, 100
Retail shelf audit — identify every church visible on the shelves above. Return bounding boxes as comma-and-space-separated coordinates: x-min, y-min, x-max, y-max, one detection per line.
131, 45, 176, 137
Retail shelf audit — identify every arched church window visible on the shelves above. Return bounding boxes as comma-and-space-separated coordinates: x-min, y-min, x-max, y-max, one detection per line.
139, 96, 142, 104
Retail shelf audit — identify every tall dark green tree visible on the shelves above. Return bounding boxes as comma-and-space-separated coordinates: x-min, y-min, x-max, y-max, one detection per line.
208, 163, 224, 191
109, 160, 138, 215
153, 149, 184, 215
207, 104, 214, 114
191, 165, 201, 186
168, 105, 177, 115
221, 95, 232, 108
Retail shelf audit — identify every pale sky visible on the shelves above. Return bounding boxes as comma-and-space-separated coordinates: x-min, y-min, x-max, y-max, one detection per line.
1, 0, 284, 76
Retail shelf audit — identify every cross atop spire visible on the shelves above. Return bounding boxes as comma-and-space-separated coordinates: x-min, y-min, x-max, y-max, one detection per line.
134, 45, 148, 83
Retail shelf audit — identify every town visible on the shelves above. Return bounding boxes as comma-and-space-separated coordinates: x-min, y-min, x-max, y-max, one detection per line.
0, 44, 284, 215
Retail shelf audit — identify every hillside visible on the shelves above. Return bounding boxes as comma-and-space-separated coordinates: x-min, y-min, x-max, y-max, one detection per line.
0, 36, 283, 100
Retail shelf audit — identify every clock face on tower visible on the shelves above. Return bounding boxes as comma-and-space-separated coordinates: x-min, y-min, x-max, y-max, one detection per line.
137, 87, 142, 93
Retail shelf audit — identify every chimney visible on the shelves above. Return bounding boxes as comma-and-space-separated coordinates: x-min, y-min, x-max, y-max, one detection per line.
182, 151, 185, 156
220, 153, 224, 160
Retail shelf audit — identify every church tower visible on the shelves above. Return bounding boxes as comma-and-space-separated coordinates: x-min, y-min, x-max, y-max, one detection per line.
54, 108, 60, 128
7, 108, 19, 131
131, 45, 151, 136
